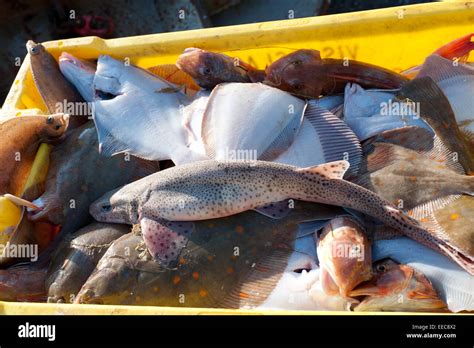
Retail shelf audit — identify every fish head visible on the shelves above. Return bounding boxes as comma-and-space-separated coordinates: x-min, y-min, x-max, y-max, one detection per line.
317, 216, 372, 297
59, 52, 96, 102
89, 186, 139, 224
350, 259, 448, 312
26, 40, 46, 57
74, 259, 136, 304
176, 47, 238, 88
40, 113, 70, 141
264, 49, 323, 98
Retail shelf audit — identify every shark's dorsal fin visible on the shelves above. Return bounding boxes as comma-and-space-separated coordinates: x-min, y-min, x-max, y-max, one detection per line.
297, 160, 350, 179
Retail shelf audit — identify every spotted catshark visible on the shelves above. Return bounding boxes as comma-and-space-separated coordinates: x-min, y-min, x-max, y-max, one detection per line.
90, 160, 473, 274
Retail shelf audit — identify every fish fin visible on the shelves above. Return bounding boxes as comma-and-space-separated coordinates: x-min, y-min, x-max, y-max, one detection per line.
297, 160, 350, 179
201, 84, 225, 160
140, 217, 194, 267
367, 126, 434, 153
252, 200, 292, 219
433, 33, 474, 62
147, 64, 200, 92
331, 104, 344, 119
417, 54, 474, 82
247, 69, 266, 83
296, 220, 331, 238
415, 209, 472, 254
218, 247, 292, 308
304, 101, 362, 176
400, 65, 421, 79
363, 130, 465, 175
396, 77, 474, 174
258, 104, 305, 161
415, 211, 474, 275
93, 113, 133, 157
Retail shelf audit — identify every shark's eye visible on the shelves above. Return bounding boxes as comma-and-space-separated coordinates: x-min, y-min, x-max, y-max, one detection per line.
101, 204, 112, 212
293, 268, 312, 274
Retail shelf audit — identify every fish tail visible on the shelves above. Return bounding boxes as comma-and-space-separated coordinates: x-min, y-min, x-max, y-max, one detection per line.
304, 175, 474, 274
434, 33, 474, 61
396, 76, 474, 174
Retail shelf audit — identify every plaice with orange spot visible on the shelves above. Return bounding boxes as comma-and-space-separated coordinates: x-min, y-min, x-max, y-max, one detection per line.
75, 202, 343, 308
354, 125, 474, 273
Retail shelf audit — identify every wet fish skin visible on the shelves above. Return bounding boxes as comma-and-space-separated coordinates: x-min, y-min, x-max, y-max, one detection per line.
0, 261, 48, 302
176, 48, 264, 89
77, 202, 343, 307
0, 114, 69, 196
46, 222, 129, 303
356, 128, 474, 211
58, 52, 96, 102
28, 121, 159, 236
373, 237, 474, 312
27, 41, 88, 129
62, 54, 361, 170
342, 83, 432, 141
91, 55, 206, 165
396, 76, 474, 175
89, 159, 472, 274
317, 216, 372, 297
351, 259, 448, 312
263, 49, 408, 98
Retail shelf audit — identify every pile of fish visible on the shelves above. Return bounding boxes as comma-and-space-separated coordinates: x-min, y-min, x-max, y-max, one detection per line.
0, 33, 473, 312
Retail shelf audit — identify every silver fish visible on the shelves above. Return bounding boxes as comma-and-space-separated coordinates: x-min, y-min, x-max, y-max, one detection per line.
61, 54, 361, 171
343, 83, 432, 141
59, 52, 96, 102
91, 55, 204, 165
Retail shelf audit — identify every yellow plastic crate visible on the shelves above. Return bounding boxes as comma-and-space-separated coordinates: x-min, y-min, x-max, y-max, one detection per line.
1, 1, 473, 315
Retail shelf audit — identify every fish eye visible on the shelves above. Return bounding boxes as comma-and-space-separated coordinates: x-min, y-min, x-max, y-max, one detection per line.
201, 67, 211, 75
101, 204, 112, 212
291, 81, 302, 90
293, 268, 312, 273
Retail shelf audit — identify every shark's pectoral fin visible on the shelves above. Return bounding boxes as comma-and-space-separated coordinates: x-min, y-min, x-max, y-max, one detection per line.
140, 217, 194, 267
252, 200, 292, 219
